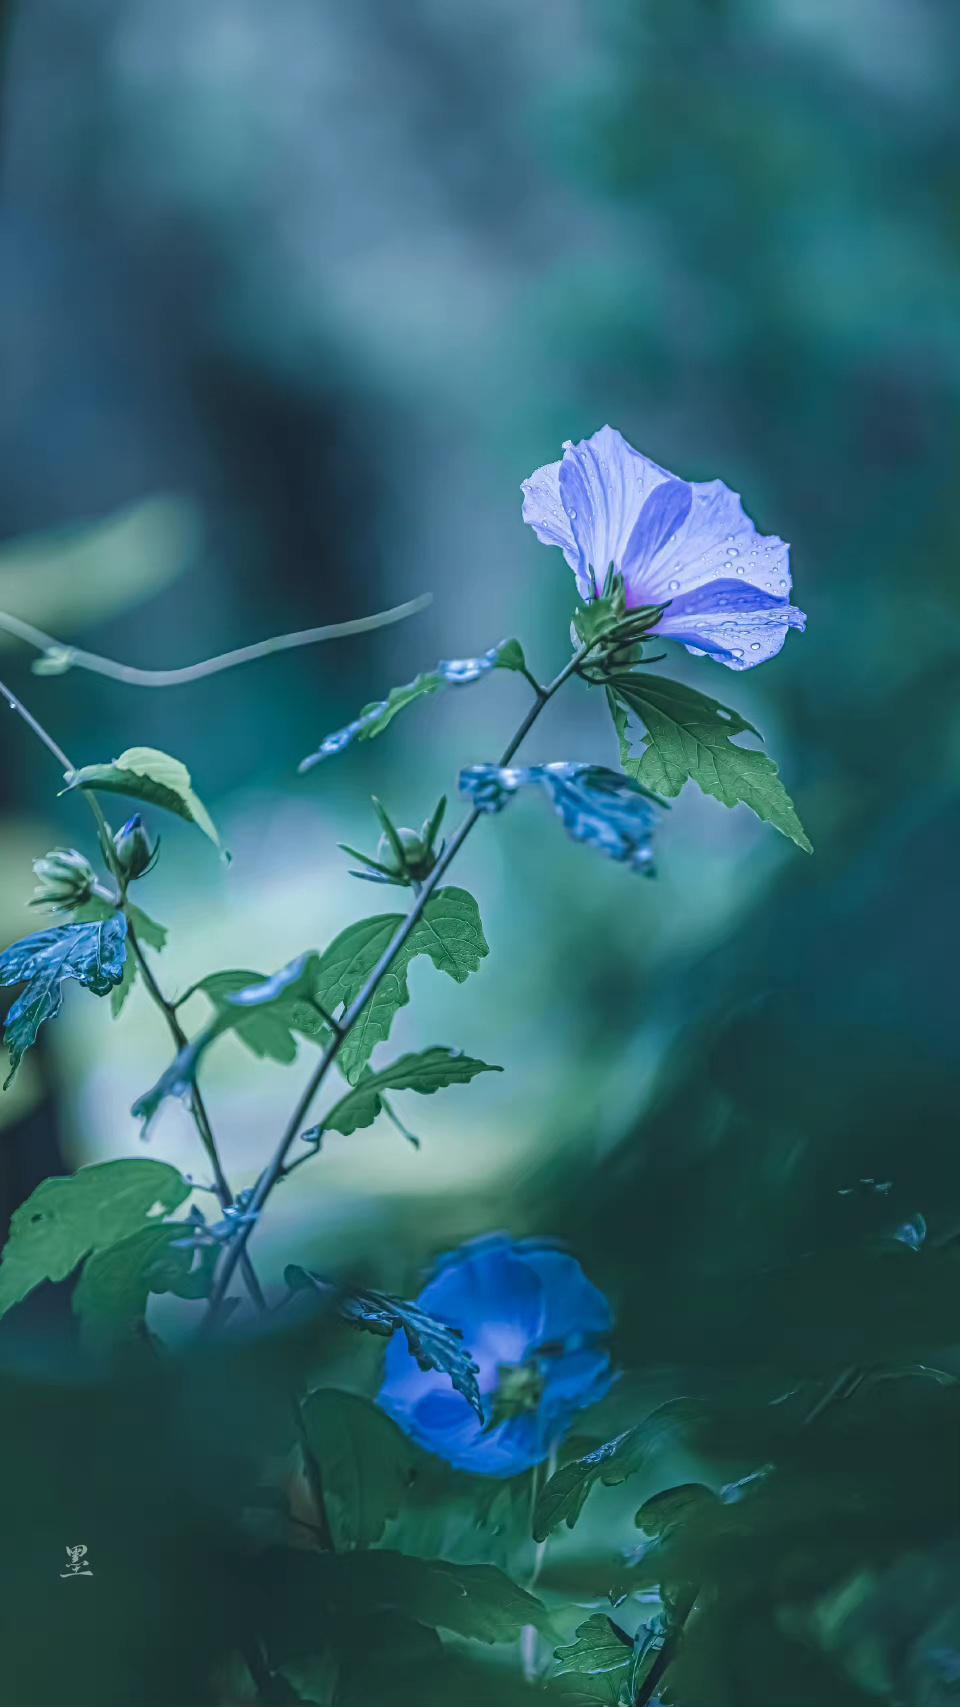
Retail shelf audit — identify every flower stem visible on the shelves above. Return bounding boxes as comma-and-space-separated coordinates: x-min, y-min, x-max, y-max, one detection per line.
205, 642, 590, 1318
0, 673, 265, 1311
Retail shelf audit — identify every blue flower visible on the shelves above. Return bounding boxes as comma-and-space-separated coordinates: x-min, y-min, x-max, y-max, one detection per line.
522, 424, 806, 670
378, 1235, 614, 1477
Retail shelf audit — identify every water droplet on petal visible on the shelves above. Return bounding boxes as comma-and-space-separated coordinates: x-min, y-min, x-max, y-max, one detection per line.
750, 642, 761, 651
567, 507, 577, 520
668, 579, 680, 592
731, 648, 744, 657
726, 547, 739, 558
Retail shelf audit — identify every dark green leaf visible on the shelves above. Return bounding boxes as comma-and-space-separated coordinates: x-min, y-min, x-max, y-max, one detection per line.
317, 1046, 501, 1138
299, 640, 525, 768
343, 1552, 553, 1642
636, 1483, 720, 1539
609, 673, 812, 852
298, 1388, 417, 1549
0, 915, 128, 1084
533, 1400, 705, 1540
65, 745, 223, 851
554, 1614, 633, 1679
314, 887, 488, 1082
286, 1268, 482, 1419
0, 1158, 190, 1318
73, 1220, 213, 1348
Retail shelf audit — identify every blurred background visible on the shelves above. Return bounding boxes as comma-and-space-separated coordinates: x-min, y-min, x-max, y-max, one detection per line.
0, 1, 958, 1701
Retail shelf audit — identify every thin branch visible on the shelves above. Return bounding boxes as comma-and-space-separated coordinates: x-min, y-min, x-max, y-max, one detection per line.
0, 593, 431, 687
0, 673, 265, 1310
205, 643, 590, 1319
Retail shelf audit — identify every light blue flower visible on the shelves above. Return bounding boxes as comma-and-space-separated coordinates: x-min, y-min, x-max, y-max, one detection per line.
378, 1235, 614, 1477
522, 425, 806, 670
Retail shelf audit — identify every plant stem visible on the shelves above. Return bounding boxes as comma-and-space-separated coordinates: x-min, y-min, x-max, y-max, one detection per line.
0, 594, 430, 687
205, 644, 589, 1317
0, 673, 265, 1310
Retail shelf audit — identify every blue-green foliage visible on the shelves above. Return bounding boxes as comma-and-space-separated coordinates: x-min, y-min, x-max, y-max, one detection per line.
299, 638, 527, 769
0, 490, 821, 1705
0, 915, 127, 1084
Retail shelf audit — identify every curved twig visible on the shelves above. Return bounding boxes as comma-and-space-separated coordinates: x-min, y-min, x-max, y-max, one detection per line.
0, 592, 431, 687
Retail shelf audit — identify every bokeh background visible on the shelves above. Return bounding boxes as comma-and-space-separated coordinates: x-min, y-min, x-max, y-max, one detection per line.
0, 2, 958, 1702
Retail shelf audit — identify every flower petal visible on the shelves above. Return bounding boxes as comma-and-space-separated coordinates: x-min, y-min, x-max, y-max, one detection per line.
558, 426, 670, 597
627, 477, 793, 608
620, 479, 693, 587
520, 458, 581, 584
654, 579, 807, 669
542, 1348, 614, 1423
524, 1245, 614, 1348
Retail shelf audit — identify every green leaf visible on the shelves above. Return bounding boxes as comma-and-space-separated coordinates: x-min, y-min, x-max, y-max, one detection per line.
0, 1159, 190, 1318
533, 1399, 705, 1541
286, 1269, 483, 1419
334, 1552, 553, 1643
64, 745, 223, 851
609, 674, 812, 852
0, 916, 128, 1085
636, 1482, 719, 1539
73, 1221, 213, 1349
298, 1388, 417, 1549
315, 887, 488, 1082
127, 903, 168, 952
554, 1614, 633, 1679
317, 1046, 502, 1138
191, 964, 329, 1064
299, 640, 525, 768
133, 955, 331, 1128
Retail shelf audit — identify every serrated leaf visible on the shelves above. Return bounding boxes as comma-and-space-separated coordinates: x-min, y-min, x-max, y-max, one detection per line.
65, 745, 223, 851
286, 1268, 482, 1419
299, 640, 525, 768
609, 674, 812, 852
314, 887, 488, 1082
299, 1388, 417, 1550
0, 1159, 190, 1318
460, 762, 660, 873
73, 1220, 214, 1349
85, 900, 166, 1018
133, 954, 331, 1128
316, 1046, 501, 1138
0, 915, 128, 1084
73, 897, 167, 1018
533, 1399, 705, 1541
554, 1614, 633, 1679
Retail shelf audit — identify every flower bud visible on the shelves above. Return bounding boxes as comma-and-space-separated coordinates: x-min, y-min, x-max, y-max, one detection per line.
30, 848, 96, 912
375, 826, 433, 880
113, 814, 157, 880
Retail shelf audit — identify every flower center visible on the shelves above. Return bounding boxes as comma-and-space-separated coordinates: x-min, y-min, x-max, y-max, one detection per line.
486, 1358, 545, 1429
